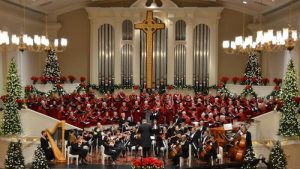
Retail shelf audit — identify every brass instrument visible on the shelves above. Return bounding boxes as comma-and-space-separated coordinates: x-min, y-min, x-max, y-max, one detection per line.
46, 121, 66, 162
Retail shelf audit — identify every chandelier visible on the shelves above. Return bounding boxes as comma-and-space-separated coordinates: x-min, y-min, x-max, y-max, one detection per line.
0, 2, 67, 53
222, 1, 298, 54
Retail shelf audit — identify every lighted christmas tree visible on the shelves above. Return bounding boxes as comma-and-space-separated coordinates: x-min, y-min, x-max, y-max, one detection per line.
1, 59, 22, 135
6, 58, 22, 100
241, 146, 257, 169
278, 58, 300, 136
31, 145, 50, 169
242, 52, 262, 85
43, 49, 61, 83
269, 141, 287, 169
5, 141, 25, 169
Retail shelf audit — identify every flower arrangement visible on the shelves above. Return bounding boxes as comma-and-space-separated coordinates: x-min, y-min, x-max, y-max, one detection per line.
132, 157, 163, 169
68, 75, 76, 83
80, 76, 86, 83
40, 76, 48, 84
80, 82, 87, 88
25, 85, 33, 92
261, 78, 269, 86
273, 78, 282, 86
167, 85, 174, 90
251, 77, 257, 84
133, 85, 139, 90
1, 95, 8, 102
60, 76, 67, 84
221, 76, 229, 84
31, 76, 39, 84
240, 76, 247, 84
232, 76, 239, 84
56, 84, 62, 89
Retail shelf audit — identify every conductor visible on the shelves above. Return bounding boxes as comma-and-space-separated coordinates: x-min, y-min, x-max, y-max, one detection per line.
139, 119, 152, 157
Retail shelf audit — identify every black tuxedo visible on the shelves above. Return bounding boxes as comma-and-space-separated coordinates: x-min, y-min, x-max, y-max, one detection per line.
139, 123, 152, 157
40, 137, 54, 160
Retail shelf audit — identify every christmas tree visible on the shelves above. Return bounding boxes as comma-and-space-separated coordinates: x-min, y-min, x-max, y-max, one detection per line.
31, 145, 50, 169
242, 52, 262, 85
269, 141, 287, 169
6, 58, 22, 100
43, 49, 61, 83
1, 59, 22, 135
241, 146, 257, 169
5, 141, 25, 169
278, 58, 300, 136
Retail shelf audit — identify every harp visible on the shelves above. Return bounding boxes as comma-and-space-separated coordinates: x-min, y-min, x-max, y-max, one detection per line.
46, 120, 66, 162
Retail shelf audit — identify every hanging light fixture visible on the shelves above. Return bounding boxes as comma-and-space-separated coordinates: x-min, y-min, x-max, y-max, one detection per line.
0, 1, 67, 53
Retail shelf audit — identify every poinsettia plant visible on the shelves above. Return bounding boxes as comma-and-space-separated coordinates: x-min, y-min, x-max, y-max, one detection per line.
133, 85, 139, 90
60, 76, 67, 84
25, 85, 33, 92
240, 76, 247, 84
294, 97, 300, 105
40, 76, 48, 84
80, 76, 86, 83
221, 76, 229, 84
261, 78, 269, 85
68, 75, 76, 83
251, 77, 257, 84
232, 76, 239, 84
0, 95, 8, 102
31, 76, 39, 84
273, 78, 282, 86
167, 85, 174, 90
132, 157, 163, 169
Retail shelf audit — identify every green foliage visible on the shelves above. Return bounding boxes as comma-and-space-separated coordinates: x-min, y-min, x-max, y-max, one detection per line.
269, 141, 287, 169
278, 59, 300, 136
1, 58, 22, 135
5, 141, 25, 169
241, 146, 257, 169
242, 52, 262, 85
31, 145, 50, 169
43, 50, 61, 83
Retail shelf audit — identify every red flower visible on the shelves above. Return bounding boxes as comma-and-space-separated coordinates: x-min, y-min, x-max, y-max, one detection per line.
251, 77, 257, 83
294, 97, 300, 104
232, 76, 239, 84
274, 86, 280, 91
80, 82, 86, 88
221, 76, 229, 84
25, 85, 33, 92
1, 95, 8, 102
68, 75, 76, 83
40, 76, 48, 84
273, 78, 282, 85
133, 85, 139, 90
245, 85, 252, 89
217, 83, 223, 89
132, 157, 163, 168
16, 99, 24, 105
167, 85, 174, 90
80, 76, 86, 83
56, 84, 62, 89
30, 76, 39, 84
60, 76, 67, 83
261, 78, 269, 85
240, 76, 247, 83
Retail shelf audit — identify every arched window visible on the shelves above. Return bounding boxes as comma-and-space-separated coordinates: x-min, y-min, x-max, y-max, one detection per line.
193, 24, 210, 92
98, 24, 115, 88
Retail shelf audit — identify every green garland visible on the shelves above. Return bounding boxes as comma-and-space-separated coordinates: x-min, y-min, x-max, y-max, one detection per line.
240, 85, 257, 98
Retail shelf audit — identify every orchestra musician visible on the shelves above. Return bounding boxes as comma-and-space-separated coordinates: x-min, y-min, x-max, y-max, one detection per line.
70, 135, 89, 164
40, 130, 54, 161
172, 135, 189, 166
102, 133, 121, 165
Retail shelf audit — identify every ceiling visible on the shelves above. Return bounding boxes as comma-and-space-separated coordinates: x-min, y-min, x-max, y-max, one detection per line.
2, 0, 294, 16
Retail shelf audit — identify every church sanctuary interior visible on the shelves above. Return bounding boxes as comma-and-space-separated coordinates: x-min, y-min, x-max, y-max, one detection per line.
1, 0, 300, 168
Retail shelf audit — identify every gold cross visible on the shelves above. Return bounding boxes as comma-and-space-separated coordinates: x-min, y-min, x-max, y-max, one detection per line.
134, 10, 165, 89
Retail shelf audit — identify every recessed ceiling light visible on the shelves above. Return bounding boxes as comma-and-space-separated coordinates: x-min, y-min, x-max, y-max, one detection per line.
243, 0, 248, 4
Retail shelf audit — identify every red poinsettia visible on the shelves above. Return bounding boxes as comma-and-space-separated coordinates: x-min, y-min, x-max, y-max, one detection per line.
1, 95, 8, 102
68, 75, 76, 83
294, 97, 300, 105
167, 85, 174, 90
25, 85, 33, 92
245, 85, 252, 90
80, 82, 87, 88
40, 76, 48, 84
273, 78, 282, 86
221, 76, 229, 84
60, 76, 67, 84
132, 157, 163, 168
56, 84, 62, 89
80, 76, 86, 83
232, 76, 239, 84
240, 76, 247, 83
133, 85, 139, 90
16, 99, 24, 105
261, 78, 269, 85
274, 85, 280, 91
217, 83, 224, 89
251, 77, 257, 84
30, 76, 39, 84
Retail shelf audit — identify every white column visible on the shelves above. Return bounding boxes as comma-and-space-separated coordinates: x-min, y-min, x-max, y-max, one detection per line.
185, 21, 194, 85
167, 19, 175, 85
89, 19, 99, 84
133, 18, 141, 85
114, 19, 122, 85
209, 20, 219, 86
